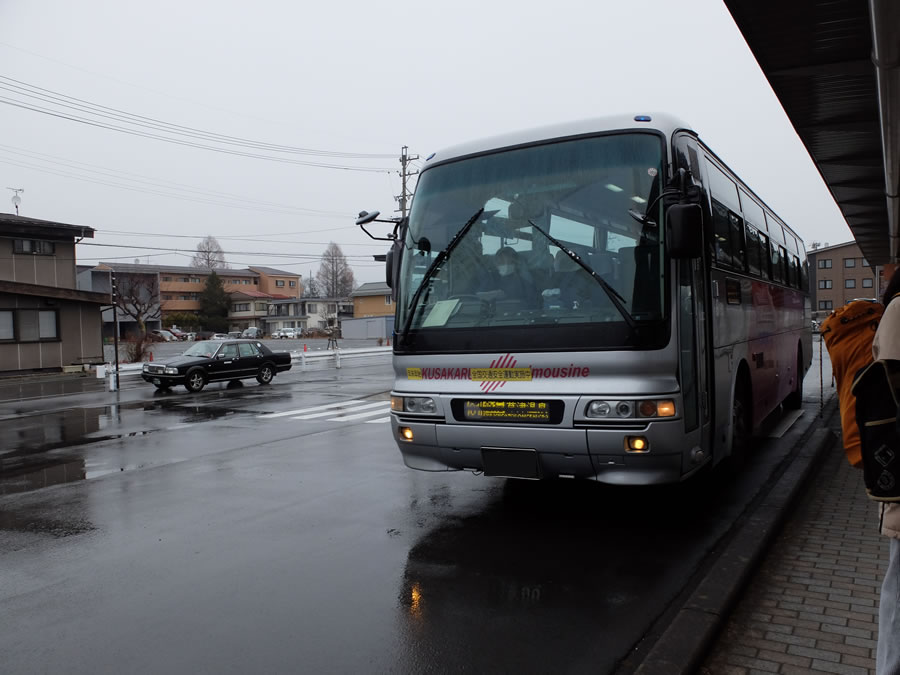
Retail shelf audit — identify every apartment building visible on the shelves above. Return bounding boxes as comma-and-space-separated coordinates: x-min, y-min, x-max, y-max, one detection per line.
89, 262, 302, 330
265, 297, 353, 335
807, 241, 880, 318
1, 213, 108, 373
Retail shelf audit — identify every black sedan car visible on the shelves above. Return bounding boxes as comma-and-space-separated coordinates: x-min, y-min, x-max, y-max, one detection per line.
142, 339, 292, 392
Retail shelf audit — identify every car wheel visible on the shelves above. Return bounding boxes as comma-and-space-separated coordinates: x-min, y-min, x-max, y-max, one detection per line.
185, 369, 206, 393
257, 363, 274, 385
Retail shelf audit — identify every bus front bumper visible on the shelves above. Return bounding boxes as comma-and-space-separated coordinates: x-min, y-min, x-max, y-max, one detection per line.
390, 417, 697, 486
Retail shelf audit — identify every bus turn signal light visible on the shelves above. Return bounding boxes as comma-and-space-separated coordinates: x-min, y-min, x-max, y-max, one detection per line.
657, 400, 676, 417
625, 436, 649, 453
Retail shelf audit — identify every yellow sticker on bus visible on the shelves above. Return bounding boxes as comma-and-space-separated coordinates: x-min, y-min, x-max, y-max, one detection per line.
469, 368, 532, 382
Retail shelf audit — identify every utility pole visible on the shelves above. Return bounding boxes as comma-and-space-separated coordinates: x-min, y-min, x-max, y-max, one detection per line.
111, 272, 120, 390
397, 146, 419, 220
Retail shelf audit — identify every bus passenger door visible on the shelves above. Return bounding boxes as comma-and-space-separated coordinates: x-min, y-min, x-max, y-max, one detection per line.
673, 133, 713, 469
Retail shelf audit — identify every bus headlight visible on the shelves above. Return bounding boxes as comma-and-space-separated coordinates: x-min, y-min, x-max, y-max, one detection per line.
586, 401, 611, 417
391, 396, 436, 414
586, 399, 676, 419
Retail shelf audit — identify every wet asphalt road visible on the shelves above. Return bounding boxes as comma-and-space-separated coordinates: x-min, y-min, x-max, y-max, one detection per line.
0, 345, 832, 674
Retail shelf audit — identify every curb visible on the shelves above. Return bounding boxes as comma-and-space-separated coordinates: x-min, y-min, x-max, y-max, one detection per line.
633, 417, 838, 674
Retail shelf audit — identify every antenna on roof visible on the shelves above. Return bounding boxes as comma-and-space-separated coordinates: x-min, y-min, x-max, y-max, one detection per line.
7, 188, 23, 215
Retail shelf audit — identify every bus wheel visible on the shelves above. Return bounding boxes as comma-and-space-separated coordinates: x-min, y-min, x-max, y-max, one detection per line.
730, 375, 752, 468
784, 349, 803, 410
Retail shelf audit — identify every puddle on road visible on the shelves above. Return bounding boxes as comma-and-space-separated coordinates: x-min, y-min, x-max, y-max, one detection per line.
0, 398, 256, 496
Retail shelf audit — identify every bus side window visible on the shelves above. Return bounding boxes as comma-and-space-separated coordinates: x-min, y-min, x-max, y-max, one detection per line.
770, 243, 784, 284
758, 232, 771, 280
790, 255, 801, 288
712, 199, 733, 268
745, 226, 762, 276
705, 159, 741, 270
779, 246, 790, 285
729, 211, 747, 271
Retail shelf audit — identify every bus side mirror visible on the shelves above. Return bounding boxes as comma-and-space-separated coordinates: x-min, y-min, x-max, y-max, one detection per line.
385, 249, 394, 287
667, 204, 703, 259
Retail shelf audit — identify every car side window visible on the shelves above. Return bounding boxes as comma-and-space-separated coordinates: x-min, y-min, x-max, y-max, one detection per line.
222, 344, 239, 359
239, 343, 258, 357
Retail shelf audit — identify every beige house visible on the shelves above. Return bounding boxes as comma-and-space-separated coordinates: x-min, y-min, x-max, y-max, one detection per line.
0, 213, 108, 373
351, 281, 393, 318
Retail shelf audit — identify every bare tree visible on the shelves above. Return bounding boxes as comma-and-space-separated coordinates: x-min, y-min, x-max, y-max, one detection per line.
191, 235, 228, 269
316, 242, 355, 297
113, 272, 161, 334
302, 275, 321, 298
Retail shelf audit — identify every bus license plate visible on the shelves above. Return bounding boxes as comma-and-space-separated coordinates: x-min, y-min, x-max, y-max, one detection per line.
482, 448, 540, 479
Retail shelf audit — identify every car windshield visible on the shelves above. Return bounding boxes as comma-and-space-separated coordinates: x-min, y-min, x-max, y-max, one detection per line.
396, 132, 667, 352
183, 341, 218, 357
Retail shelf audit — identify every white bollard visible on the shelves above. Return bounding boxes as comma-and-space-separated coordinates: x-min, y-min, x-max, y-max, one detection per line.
334, 350, 341, 369
96, 363, 107, 379
300, 352, 306, 369
107, 368, 117, 392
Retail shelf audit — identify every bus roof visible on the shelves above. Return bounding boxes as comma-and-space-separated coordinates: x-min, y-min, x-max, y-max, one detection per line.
423, 113, 694, 168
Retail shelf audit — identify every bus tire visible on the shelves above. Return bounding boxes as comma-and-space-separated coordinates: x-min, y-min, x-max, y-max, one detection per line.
730, 371, 752, 469
784, 347, 803, 410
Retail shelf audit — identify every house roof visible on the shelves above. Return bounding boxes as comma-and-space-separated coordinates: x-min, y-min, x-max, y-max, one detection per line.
248, 266, 300, 277
351, 281, 391, 297
96, 262, 258, 277
227, 289, 274, 299
805, 240, 861, 257
0, 212, 95, 240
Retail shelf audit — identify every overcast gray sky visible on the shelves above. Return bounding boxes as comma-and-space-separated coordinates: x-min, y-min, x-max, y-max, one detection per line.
0, 0, 853, 285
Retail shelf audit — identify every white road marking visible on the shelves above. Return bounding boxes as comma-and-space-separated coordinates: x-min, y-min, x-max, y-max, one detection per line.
258, 400, 365, 419
365, 417, 391, 424
768, 409, 804, 438
328, 405, 392, 421
292, 401, 387, 420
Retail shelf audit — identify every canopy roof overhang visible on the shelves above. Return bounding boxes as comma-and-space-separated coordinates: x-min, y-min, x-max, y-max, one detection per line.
724, 0, 900, 263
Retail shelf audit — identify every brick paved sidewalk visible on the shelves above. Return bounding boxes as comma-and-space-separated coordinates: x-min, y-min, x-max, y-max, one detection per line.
700, 417, 890, 675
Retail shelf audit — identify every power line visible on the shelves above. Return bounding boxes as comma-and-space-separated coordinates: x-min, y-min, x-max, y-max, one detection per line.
0, 75, 396, 159
0, 95, 393, 172
0, 143, 353, 217
95, 230, 382, 247
78, 241, 385, 260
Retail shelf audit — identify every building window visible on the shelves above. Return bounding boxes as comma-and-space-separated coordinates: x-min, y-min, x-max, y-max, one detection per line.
844, 258, 856, 268
328, 304, 336, 313
162, 294, 173, 300
232, 303, 250, 312
191, 277, 201, 283
818, 279, 833, 289
0, 310, 13, 341
255, 302, 267, 312
817, 259, 832, 269
178, 277, 190, 283
289, 281, 296, 287
12, 309, 59, 341
863, 278, 874, 288
307, 303, 317, 313
276, 280, 285, 287
13, 239, 55, 255
243, 280, 250, 285
845, 279, 856, 289
179, 295, 190, 301
862, 259, 871, 267
253, 278, 259, 285
818, 300, 833, 310
385, 295, 392, 305
162, 276, 172, 282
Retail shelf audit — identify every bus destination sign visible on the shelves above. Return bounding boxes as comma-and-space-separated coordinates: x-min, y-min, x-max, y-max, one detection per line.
463, 400, 552, 423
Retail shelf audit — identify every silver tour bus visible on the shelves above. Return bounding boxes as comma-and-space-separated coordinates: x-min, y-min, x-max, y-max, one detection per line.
358, 113, 811, 484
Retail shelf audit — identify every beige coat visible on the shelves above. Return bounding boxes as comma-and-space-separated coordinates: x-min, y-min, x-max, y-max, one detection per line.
871, 299, 900, 538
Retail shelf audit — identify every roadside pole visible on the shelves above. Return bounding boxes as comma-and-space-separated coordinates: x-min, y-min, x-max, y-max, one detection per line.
112, 273, 120, 391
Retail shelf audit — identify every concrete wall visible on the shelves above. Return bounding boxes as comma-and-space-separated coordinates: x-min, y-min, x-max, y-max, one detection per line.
341, 315, 394, 339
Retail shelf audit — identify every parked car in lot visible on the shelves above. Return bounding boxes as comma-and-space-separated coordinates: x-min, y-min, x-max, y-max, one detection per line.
282, 328, 297, 339
241, 327, 261, 339
211, 333, 229, 340
167, 328, 188, 341
150, 329, 177, 342
141, 339, 293, 392
228, 331, 242, 339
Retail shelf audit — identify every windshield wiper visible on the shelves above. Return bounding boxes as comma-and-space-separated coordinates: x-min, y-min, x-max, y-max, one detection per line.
527, 219, 637, 330
399, 207, 485, 343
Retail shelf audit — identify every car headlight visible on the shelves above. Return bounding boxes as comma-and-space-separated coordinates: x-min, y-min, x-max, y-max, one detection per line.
585, 399, 676, 418
165, 367, 179, 375
143, 364, 149, 371
391, 396, 436, 414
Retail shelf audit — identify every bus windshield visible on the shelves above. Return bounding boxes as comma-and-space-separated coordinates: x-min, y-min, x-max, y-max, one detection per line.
397, 132, 667, 352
